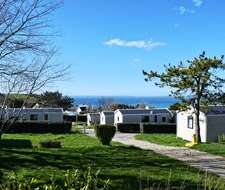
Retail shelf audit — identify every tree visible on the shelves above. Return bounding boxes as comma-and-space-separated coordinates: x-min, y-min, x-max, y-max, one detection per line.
169, 102, 188, 111
39, 91, 74, 110
98, 97, 114, 111
143, 52, 225, 143
0, 0, 67, 137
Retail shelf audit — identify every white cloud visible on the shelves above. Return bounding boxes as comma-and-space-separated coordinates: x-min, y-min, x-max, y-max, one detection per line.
193, 0, 203, 7
176, 6, 195, 15
174, 23, 180, 28
133, 58, 141, 62
103, 38, 167, 50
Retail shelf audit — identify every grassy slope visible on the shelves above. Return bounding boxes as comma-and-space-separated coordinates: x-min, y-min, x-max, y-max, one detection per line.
0, 132, 224, 189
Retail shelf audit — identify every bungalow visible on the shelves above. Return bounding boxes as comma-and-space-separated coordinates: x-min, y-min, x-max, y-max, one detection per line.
114, 108, 173, 125
4, 108, 64, 124
87, 113, 100, 126
100, 111, 114, 125
177, 105, 225, 142
77, 104, 89, 114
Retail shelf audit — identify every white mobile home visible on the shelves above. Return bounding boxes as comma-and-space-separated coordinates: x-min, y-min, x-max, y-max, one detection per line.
4, 108, 64, 124
77, 104, 89, 114
114, 109, 173, 125
177, 106, 225, 143
100, 111, 114, 125
87, 113, 100, 126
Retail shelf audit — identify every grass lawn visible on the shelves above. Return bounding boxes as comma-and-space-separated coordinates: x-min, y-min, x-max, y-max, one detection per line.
135, 133, 225, 158
0, 132, 224, 189
135, 133, 187, 147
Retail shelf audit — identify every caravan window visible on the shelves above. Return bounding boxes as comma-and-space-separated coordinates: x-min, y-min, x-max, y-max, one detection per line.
154, 115, 158, 123
44, 114, 48, 121
142, 116, 149, 122
30, 114, 38, 121
188, 116, 193, 129
162, 117, 166, 122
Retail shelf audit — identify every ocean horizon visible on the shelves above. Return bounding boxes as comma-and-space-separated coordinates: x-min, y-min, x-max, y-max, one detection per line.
72, 96, 177, 108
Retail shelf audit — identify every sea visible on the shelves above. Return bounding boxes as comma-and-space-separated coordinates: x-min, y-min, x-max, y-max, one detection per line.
72, 96, 177, 108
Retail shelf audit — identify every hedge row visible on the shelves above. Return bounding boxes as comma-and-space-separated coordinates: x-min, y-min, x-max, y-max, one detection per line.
5, 122, 72, 133
63, 115, 87, 122
117, 123, 140, 133
117, 123, 176, 134
77, 115, 87, 122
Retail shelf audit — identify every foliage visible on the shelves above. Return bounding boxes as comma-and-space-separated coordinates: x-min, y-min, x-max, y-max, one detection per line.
39, 91, 74, 110
94, 125, 116, 145
110, 104, 134, 111
0, 168, 111, 190
6, 122, 72, 133
218, 134, 225, 144
169, 102, 188, 111
39, 140, 61, 148
143, 52, 225, 143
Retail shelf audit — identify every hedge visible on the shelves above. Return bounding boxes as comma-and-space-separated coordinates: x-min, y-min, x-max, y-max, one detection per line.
5, 122, 72, 133
63, 115, 76, 122
142, 123, 176, 134
77, 115, 87, 122
117, 123, 176, 134
117, 123, 140, 133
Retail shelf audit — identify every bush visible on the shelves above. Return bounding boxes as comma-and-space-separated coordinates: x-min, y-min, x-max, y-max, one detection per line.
94, 125, 116, 145
77, 115, 87, 122
39, 140, 61, 148
218, 134, 225, 144
143, 123, 176, 134
117, 123, 140, 133
0, 168, 111, 190
117, 123, 176, 133
6, 122, 72, 133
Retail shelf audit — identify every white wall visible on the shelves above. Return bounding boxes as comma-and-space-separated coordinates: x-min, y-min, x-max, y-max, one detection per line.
114, 111, 123, 125
176, 110, 207, 142
114, 111, 172, 125
100, 113, 114, 125
5, 109, 64, 124
87, 114, 100, 126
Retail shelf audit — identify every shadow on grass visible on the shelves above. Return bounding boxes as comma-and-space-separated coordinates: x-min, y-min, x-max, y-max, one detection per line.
0, 144, 219, 190
0, 139, 32, 149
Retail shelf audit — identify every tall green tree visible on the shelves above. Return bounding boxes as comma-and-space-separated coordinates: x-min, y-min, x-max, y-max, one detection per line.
39, 91, 74, 110
143, 52, 225, 143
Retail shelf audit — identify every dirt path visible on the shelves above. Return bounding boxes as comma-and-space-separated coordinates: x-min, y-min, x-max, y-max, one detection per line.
86, 129, 225, 178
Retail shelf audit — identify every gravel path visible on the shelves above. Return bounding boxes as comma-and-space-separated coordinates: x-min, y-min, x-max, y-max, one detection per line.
86, 129, 225, 178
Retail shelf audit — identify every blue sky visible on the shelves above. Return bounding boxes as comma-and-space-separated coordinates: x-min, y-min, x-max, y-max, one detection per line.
51, 0, 225, 96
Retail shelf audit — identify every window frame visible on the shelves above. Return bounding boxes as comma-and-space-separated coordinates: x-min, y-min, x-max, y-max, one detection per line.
44, 114, 48, 121
30, 114, 38, 121
187, 116, 193, 129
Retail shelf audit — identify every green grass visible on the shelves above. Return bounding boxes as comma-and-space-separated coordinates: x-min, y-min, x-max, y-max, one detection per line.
135, 133, 225, 159
135, 133, 187, 147
192, 143, 225, 157
0, 132, 224, 189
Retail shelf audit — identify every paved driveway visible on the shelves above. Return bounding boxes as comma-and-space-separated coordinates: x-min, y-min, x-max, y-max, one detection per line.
86, 129, 225, 178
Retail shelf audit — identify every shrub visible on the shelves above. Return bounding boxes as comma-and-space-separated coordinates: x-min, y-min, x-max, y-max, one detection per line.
6, 122, 72, 133
39, 140, 61, 148
94, 125, 116, 145
143, 123, 176, 134
218, 134, 225, 144
117, 123, 140, 133
0, 168, 111, 190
